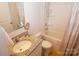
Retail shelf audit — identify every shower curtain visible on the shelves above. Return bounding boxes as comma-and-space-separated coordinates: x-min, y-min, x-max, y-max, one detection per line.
61, 3, 79, 56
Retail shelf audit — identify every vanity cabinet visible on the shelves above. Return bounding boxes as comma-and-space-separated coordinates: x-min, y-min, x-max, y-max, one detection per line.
29, 43, 42, 56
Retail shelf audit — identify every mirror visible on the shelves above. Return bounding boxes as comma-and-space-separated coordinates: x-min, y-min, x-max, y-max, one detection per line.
0, 2, 25, 33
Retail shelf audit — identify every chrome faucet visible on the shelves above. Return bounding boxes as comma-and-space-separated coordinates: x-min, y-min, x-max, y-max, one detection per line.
23, 22, 30, 37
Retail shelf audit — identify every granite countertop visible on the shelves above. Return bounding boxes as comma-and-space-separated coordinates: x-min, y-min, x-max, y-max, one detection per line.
11, 36, 43, 56
26, 37, 43, 56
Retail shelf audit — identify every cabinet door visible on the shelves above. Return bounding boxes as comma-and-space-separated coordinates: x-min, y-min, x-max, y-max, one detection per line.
30, 43, 42, 56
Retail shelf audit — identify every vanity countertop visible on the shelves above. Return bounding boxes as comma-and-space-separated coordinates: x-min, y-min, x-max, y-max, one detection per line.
11, 36, 43, 56
26, 37, 43, 56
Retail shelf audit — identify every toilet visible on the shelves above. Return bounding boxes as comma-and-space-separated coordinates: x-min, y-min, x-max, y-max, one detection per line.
42, 40, 52, 56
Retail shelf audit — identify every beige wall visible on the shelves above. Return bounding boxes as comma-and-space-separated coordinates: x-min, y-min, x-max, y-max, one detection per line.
0, 3, 14, 33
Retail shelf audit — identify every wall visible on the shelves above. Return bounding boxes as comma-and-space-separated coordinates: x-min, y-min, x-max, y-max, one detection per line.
0, 3, 14, 33
0, 3, 11, 22
47, 3, 74, 40
24, 2, 46, 35
0, 26, 10, 55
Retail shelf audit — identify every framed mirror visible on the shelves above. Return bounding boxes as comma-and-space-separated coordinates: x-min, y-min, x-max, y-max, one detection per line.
0, 2, 25, 33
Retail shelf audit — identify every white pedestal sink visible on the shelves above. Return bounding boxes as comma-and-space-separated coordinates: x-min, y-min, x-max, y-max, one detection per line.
13, 40, 32, 54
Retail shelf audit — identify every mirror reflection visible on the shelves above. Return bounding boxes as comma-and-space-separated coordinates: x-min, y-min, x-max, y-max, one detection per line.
0, 2, 25, 33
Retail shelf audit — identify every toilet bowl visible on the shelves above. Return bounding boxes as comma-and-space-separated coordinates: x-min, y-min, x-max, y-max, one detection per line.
42, 40, 52, 56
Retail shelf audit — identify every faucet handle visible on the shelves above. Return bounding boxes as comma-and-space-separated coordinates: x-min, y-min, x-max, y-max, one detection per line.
24, 22, 30, 30
23, 22, 30, 37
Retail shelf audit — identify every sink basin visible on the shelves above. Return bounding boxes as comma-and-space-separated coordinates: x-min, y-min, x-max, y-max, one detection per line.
13, 40, 32, 53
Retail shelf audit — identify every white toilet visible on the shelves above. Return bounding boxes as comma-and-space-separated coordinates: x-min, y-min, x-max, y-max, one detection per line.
42, 40, 52, 56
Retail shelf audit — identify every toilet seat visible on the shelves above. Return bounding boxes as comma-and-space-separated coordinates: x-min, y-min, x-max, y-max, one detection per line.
42, 40, 52, 49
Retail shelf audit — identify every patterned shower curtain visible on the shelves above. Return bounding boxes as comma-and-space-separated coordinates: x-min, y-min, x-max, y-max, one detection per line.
61, 3, 79, 56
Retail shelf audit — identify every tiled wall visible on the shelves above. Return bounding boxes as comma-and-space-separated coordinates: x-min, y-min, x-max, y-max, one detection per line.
47, 3, 73, 40
44, 3, 74, 51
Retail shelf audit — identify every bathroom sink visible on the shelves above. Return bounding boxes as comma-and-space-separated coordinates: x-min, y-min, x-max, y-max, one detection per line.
13, 40, 32, 54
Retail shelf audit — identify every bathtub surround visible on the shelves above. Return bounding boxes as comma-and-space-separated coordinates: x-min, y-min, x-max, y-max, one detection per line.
43, 3, 73, 52
47, 2, 73, 40
44, 3, 49, 35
